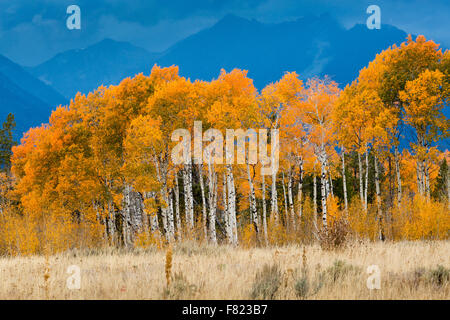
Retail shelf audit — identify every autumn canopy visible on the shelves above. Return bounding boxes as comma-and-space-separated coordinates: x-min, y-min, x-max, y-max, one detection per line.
0, 35, 448, 255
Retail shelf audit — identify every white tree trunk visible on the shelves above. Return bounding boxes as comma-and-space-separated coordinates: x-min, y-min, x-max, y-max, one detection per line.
416, 160, 422, 195
364, 150, 369, 211
358, 152, 365, 209
183, 165, 194, 232
174, 174, 181, 240
222, 172, 232, 244
297, 158, 303, 221
421, 160, 426, 195
341, 150, 348, 214
168, 189, 175, 241
122, 184, 132, 247
287, 167, 295, 231
394, 145, 402, 206
425, 159, 431, 199
312, 173, 319, 238
207, 158, 217, 244
324, 165, 330, 197
271, 170, 279, 223
282, 172, 289, 230
159, 163, 172, 242
198, 164, 208, 240
226, 164, 238, 245
447, 168, 450, 210
162, 183, 174, 242
247, 162, 259, 237
262, 174, 268, 245
211, 169, 218, 244
374, 156, 384, 240
313, 174, 318, 217
320, 160, 328, 229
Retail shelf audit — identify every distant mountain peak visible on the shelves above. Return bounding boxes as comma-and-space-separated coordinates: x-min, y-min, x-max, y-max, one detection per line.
214, 13, 258, 28
97, 37, 116, 44
292, 12, 339, 24
92, 38, 137, 49
28, 38, 158, 99
220, 13, 249, 23
349, 23, 405, 33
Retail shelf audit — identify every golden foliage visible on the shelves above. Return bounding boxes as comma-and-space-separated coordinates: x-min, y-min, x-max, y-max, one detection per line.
391, 195, 450, 240
1, 34, 448, 254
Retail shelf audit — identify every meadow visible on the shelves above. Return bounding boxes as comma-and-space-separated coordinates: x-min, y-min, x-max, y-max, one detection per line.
0, 240, 448, 299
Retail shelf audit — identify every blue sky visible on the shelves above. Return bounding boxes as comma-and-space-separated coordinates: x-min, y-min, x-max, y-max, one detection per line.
0, 0, 449, 66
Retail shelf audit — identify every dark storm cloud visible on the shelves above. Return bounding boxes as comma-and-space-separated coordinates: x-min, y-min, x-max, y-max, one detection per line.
0, 0, 264, 65
0, 0, 448, 66
0, 0, 261, 29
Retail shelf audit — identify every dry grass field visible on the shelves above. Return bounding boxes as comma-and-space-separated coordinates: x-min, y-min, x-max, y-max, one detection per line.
0, 241, 449, 299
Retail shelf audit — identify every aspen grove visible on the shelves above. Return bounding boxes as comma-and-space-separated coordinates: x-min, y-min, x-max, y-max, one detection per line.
1, 35, 449, 255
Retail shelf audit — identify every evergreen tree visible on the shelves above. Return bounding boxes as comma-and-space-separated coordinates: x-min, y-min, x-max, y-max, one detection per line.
0, 113, 16, 172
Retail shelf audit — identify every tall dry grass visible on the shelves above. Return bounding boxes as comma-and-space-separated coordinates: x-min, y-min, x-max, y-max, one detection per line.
0, 240, 448, 299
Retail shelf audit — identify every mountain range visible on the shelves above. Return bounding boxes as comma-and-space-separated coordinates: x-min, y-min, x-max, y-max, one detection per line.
0, 54, 67, 137
26, 39, 160, 100
157, 14, 409, 88
0, 13, 434, 138
27, 14, 410, 98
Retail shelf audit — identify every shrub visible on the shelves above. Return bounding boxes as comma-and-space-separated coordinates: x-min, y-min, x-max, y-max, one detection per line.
250, 264, 282, 299
391, 265, 450, 289
319, 218, 350, 250
294, 267, 324, 299
163, 272, 198, 299
294, 276, 309, 299
323, 260, 361, 283
428, 265, 450, 287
